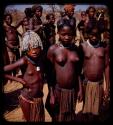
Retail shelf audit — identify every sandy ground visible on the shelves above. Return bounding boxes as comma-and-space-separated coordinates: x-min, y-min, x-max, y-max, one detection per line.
3, 80, 83, 122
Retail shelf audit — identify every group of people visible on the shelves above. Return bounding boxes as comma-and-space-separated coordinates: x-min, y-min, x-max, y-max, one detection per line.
3, 4, 110, 122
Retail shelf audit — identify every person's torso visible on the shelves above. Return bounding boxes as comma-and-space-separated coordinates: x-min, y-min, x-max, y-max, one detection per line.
82, 41, 106, 81
53, 44, 79, 88
5, 26, 19, 42
21, 56, 44, 98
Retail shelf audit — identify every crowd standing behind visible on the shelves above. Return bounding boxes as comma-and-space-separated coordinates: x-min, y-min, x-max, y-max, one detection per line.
3, 4, 110, 122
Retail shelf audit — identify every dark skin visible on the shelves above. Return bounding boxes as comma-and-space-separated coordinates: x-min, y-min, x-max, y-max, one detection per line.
77, 12, 88, 41
79, 29, 109, 97
4, 47, 44, 120
21, 17, 30, 33
29, 9, 43, 33
4, 15, 21, 52
87, 7, 96, 19
47, 25, 83, 105
43, 14, 56, 51
85, 7, 97, 34
63, 8, 76, 37
47, 14, 55, 25
4, 47, 44, 98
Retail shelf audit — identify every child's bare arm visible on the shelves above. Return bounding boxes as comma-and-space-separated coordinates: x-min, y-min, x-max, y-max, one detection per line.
104, 45, 110, 97
4, 58, 26, 72
47, 45, 56, 63
4, 74, 26, 86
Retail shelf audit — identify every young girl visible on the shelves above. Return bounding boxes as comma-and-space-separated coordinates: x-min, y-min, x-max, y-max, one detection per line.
46, 20, 83, 121
3, 31, 45, 122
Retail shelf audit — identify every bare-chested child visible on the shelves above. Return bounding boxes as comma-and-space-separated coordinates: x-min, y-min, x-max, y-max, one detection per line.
3, 13, 21, 76
3, 31, 45, 122
46, 20, 83, 121
79, 27, 109, 121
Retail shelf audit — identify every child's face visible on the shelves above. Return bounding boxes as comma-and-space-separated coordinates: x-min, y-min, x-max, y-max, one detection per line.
48, 15, 55, 24
5, 15, 12, 25
27, 47, 41, 59
81, 13, 87, 21
89, 30, 99, 44
35, 9, 42, 17
23, 17, 29, 26
58, 26, 73, 45
88, 8, 95, 18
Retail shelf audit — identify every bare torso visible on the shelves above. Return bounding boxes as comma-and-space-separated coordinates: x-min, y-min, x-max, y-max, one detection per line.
5, 25, 19, 51
21, 57, 44, 99
82, 41, 105, 81
49, 45, 80, 89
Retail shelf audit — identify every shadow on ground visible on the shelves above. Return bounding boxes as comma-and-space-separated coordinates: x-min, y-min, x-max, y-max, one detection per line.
3, 88, 22, 112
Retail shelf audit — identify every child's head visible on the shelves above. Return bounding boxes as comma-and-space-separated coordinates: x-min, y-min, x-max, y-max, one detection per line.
81, 11, 87, 21
27, 46, 42, 59
32, 5, 43, 17
23, 17, 29, 26
86, 6, 96, 18
4, 13, 12, 25
22, 31, 43, 57
46, 13, 55, 24
88, 27, 100, 44
57, 20, 74, 46
64, 4, 75, 17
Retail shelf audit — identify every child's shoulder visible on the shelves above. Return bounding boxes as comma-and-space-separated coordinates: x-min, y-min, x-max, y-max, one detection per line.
48, 44, 60, 54
19, 56, 28, 65
50, 44, 59, 49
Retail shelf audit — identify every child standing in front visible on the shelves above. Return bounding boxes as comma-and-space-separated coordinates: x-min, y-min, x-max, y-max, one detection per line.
3, 31, 45, 122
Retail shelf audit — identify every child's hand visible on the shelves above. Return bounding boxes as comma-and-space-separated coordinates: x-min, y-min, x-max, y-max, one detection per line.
50, 88, 55, 108
104, 88, 109, 99
17, 78, 27, 86
50, 94, 55, 105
